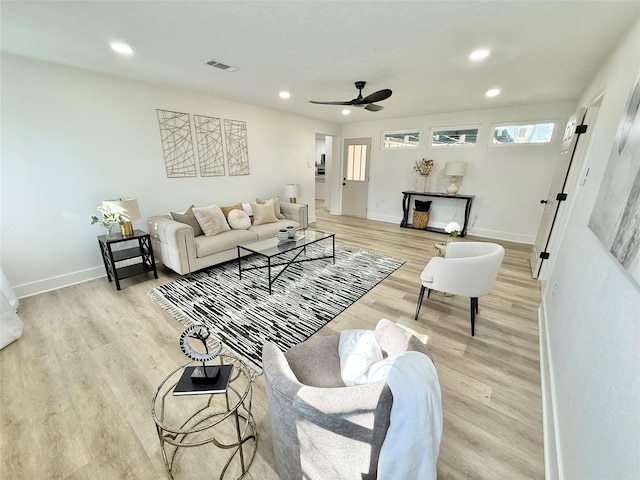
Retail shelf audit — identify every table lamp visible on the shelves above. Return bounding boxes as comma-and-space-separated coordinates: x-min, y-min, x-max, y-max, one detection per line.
103, 198, 141, 236
444, 162, 467, 195
284, 184, 301, 203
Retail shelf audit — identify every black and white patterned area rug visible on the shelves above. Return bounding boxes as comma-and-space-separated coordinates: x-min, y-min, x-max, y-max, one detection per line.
148, 243, 404, 372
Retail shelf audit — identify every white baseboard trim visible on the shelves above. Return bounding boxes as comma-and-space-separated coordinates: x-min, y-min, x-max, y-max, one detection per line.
367, 213, 400, 224
14, 266, 106, 299
539, 300, 562, 480
465, 226, 534, 244
364, 214, 535, 244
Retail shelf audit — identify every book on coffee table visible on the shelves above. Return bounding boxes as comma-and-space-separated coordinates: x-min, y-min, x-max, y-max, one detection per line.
173, 364, 234, 396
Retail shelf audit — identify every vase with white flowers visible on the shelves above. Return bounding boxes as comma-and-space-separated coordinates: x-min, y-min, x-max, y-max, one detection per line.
413, 158, 435, 192
91, 205, 124, 240
444, 221, 461, 243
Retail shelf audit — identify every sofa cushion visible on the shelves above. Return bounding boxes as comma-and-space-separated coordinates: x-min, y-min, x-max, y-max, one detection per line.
249, 219, 300, 240
170, 205, 204, 237
228, 209, 251, 230
221, 203, 243, 219
257, 197, 286, 219
251, 200, 278, 225
194, 229, 257, 257
193, 204, 231, 237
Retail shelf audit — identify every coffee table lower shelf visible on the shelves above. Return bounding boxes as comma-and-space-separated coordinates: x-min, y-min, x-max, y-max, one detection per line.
236, 229, 335, 294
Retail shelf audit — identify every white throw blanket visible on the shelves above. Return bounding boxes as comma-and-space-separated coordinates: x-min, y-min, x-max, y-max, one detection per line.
339, 329, 443, 480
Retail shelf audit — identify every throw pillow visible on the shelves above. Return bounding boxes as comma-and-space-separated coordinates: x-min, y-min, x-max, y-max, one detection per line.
256, 197, 286, 219
227, 209, 251, 230
192, 205, 231, 237
242, 202, 253, 217
415, 200, 432, 212
220, 203, 243, 219
170, 205, 204, 237
338, 329, 384, 387
250, 200, 279, 225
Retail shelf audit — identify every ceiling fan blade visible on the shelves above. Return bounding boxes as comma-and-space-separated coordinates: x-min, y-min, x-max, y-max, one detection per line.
365, 104, 384, 112
309, 100, 352, 105
361, 89, 392, 104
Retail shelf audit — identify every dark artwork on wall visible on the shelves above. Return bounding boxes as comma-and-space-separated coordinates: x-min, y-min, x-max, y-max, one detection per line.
588, 77, 640, 286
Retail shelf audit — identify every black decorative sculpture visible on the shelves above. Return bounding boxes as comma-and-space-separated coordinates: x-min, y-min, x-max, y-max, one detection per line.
179, 324, 223, 383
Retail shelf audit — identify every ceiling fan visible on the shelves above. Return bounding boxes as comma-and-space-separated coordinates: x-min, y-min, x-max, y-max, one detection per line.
310, 81, 392, 112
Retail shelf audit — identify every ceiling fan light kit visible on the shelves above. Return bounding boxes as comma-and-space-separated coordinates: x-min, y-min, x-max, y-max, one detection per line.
310, 81, 392, 112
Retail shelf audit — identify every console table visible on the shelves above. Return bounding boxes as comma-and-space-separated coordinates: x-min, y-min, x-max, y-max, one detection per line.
98, 229, 157, 290
401, 191, 474, 237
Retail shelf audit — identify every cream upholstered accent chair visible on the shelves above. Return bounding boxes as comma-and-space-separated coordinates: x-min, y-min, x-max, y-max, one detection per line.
262, 319, 432, 480
415, 241, 505, 336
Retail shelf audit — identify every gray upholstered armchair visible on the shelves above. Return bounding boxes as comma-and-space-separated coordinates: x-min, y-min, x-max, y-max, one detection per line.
262, 319, 431, 480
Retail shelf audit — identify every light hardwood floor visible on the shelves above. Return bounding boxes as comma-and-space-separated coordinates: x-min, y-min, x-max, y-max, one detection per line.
0, 203, 544, 479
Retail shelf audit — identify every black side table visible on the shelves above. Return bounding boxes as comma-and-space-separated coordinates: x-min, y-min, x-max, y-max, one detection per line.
98, 229, 158, 290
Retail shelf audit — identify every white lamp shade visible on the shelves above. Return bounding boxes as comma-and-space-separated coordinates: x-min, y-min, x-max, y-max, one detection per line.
102, 198, 141, 222
444, 161, 467, 177
284, 184, 301, 199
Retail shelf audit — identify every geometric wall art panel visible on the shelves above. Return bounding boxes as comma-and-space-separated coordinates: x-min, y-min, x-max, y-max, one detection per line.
193, 114, 225, 177
156, 109, 197, 178
224, 119, 250, 176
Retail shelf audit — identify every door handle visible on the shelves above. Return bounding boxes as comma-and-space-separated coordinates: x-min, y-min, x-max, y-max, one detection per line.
342, 183, 346, 186
540, 200, 548, 204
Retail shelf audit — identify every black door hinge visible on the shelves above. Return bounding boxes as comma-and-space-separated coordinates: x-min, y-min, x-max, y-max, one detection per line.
556, 193, 568, 201
540, 252, 550, 260
575, 124, 588, 134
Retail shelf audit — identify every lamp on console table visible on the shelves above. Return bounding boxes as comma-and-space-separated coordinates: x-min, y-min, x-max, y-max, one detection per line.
284, 184, 301, 203
444, 161, 467, 195
102, 198, 141, 236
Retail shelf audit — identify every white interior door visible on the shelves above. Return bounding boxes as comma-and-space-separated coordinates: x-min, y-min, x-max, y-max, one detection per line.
341, 138, 371, 218
530, 108, 587, 277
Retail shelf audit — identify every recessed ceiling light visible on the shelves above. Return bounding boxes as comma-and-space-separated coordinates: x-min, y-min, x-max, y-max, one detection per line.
342, 109, 351, 116
469, 48, 490, 62
279, 91, 291, 99
110, 42, 134, 55
485, 88, 501, 97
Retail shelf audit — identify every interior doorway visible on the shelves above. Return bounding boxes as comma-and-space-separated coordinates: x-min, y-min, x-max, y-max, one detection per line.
341, 137, 371, 218
530, 97, 601, 279
530, 108, 586, 277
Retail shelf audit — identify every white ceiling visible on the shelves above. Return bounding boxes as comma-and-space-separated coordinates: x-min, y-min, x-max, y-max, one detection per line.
2, 1, 638, 124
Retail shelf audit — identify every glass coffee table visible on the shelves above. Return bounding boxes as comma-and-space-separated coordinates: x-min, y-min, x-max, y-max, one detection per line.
236, 228, 335, 294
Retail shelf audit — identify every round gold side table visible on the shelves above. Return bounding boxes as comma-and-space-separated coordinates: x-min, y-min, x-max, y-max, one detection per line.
434, 243, 447, 257
151, 355, 257, 479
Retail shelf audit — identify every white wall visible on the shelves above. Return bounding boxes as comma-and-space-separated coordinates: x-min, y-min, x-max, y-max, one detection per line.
541, 19, 640, 480
340, 102, 576, 243
0, 54, 339, 297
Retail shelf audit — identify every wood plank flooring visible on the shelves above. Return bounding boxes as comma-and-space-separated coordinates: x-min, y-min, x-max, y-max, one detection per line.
0, 203, 544, 479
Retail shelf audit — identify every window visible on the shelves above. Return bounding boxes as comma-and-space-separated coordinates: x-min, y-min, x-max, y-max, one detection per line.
431, 126, 479, 147
381, 130, 420, 149
490, 122, 555, 145
346, 144, 367, 181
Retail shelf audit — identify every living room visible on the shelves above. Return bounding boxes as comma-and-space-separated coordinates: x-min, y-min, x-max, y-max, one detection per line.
1, 2, 639, 479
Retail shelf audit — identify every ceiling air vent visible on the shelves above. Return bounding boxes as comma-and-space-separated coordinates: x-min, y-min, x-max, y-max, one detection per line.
202, 59, 239, 72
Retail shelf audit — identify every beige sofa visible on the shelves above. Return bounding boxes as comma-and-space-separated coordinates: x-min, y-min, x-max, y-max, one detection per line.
147, 201, 308, 276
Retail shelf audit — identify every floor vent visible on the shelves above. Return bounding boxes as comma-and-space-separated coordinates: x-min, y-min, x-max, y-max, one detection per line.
202, 59, 239, 72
